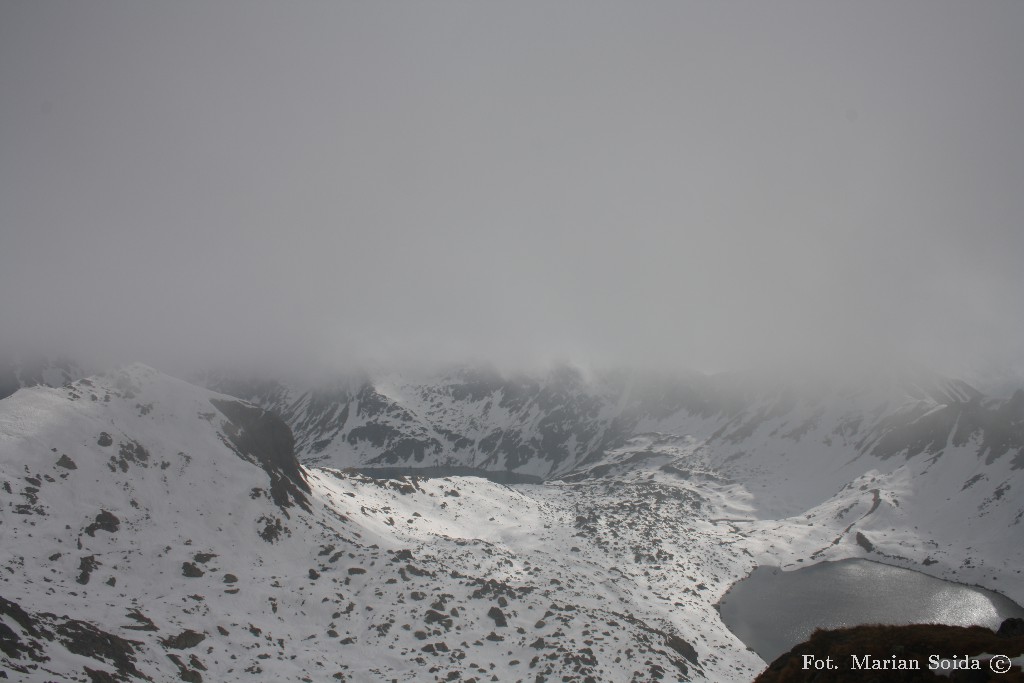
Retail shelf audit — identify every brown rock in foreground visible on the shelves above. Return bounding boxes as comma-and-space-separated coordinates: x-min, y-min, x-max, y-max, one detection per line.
755, 619, 1024, 682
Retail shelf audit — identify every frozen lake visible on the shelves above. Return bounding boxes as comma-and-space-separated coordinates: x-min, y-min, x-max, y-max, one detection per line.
718, 558, 1024, 663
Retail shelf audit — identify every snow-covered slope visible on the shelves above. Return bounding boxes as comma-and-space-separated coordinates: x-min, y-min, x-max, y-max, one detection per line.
0, 365, 768, 682
568, 430, 1024, 605
565, 370, 1024, 602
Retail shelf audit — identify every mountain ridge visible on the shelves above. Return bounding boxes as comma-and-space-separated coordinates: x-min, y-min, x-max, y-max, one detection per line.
203, 364, 1024, 509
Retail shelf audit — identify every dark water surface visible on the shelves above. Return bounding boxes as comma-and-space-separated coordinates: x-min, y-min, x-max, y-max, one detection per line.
718, 559, 1024, 663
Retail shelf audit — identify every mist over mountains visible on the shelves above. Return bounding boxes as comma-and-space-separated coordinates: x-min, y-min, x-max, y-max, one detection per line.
3, 2, 1024, 385
3, 2, 1024, 679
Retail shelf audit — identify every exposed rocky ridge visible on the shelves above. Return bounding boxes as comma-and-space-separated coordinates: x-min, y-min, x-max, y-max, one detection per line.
209, 398, 311, 512
0, 592, 147, 682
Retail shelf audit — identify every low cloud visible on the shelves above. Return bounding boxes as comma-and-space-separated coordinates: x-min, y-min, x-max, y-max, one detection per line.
2, 1, 1022, 384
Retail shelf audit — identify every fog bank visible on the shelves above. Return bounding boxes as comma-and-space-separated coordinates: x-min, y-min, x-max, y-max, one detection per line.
2, 1, 1022, 383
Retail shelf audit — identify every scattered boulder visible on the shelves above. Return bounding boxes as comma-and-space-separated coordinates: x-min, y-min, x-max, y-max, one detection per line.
77, 555, 99, 585
487, 606, 507, 627
160, 630, 206, 650
181, 562, 204, 578
424, 610, 453, 630
123, 609, 158, 632
257, 516, 284, 543
84, 510, 120, 537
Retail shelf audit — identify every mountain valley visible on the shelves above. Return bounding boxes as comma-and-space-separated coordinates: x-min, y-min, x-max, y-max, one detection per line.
1, 362, 1022, 681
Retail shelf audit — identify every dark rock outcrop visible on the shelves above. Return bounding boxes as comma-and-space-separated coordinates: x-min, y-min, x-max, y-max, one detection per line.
84, 510, 120, 537
0, 593, 145, 681
210, 398, 310, 512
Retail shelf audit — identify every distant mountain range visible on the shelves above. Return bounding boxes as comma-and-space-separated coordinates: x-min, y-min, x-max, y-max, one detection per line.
205, 363, 1023, 510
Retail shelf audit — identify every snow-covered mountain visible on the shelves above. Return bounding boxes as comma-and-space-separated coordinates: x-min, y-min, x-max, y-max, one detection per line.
0, 365, 766, 681
2, 363, 1022, 681
208, 364, 1023, 515
208, 363, 1024, 623
204, 365, 633, 479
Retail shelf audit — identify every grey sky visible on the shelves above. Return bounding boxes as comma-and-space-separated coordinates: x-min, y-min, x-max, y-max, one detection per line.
2, 1, 1023, 379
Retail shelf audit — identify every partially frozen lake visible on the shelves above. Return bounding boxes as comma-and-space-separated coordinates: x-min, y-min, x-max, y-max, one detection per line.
718, 559, 1024, 663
